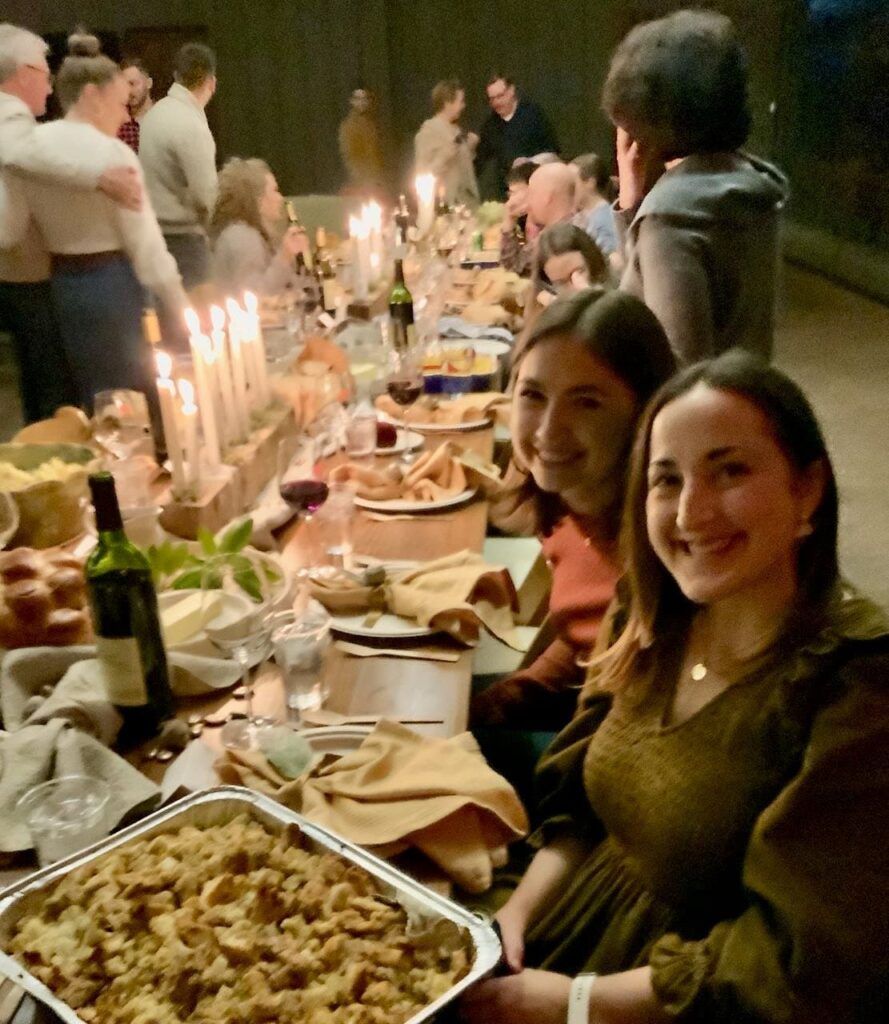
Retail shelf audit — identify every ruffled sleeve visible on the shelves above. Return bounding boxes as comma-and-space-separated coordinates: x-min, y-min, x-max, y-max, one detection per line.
650, 644, 889, 1024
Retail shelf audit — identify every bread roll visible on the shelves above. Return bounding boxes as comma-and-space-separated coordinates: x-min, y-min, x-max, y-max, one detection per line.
45, 607, 89, 645
4, 579, 51, 624
0, 548, 42, 582
47, 567, 86, 608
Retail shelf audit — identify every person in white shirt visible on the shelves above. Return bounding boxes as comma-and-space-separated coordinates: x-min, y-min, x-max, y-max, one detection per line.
139, 42, 218, 288
414, 79, 479, 209
0, 22, 142, 422
4, 30, 186, 411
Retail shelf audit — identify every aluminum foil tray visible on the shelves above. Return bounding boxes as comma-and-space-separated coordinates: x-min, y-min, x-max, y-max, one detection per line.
0, 786, 500, 1023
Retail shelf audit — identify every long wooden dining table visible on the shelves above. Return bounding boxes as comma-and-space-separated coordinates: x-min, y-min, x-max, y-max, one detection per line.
132, 422, 497, 784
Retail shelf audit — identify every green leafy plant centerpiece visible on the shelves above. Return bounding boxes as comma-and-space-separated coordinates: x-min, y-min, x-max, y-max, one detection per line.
145, 519, 282, 603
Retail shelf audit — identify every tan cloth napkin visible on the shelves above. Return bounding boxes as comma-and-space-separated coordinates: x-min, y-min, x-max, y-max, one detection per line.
308, 549, 525, 649
375, 392, 508, 426
329, 442, 469, 502
217, 721, 528, 893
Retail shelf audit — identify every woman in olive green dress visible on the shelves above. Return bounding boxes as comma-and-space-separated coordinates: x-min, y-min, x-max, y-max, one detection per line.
460, 351, 889, 1024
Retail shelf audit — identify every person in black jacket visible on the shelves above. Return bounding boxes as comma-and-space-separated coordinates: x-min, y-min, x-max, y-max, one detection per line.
474, 73, 559, 200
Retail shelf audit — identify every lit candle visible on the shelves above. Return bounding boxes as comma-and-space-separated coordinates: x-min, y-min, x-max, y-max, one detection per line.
242, 291, 270, 407
177, 378, 200, 493
155, 350, 186, 495
365, 201, 383, 282
349, 214, 370, 301
225, 299, 251, 436
210, 305, 237, 445
415, 173, 436, 237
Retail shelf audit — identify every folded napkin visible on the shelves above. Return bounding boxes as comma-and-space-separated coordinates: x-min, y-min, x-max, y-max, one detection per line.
0, 719, 159, 853
217, 720, 529, 893
308, 549, 526, 649
329, 442, 468, 502
438, 316, 514, 344
375, 392, 507, 427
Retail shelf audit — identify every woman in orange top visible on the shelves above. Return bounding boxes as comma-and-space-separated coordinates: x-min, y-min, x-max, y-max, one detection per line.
472, 288, 675, 738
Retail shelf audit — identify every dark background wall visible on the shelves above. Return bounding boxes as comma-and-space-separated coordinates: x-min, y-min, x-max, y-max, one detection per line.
4, 0, 887, 256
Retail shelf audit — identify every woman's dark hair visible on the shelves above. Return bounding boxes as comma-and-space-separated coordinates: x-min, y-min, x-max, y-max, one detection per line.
535, 223, 608, 289
507, 287, 676, 536
597, 350, 839, 691
506, 161, 536, 187
55, 28, 120, 112
573, 153, 611, 195
602, 9, 751, 158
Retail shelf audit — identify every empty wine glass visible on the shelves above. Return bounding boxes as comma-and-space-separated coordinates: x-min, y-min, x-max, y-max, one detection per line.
93, 390, 152, 461
200, 553, 279, 751
386, 350, 424, 465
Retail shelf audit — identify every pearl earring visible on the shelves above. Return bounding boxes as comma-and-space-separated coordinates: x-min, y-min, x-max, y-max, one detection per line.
797, 520, 814, 539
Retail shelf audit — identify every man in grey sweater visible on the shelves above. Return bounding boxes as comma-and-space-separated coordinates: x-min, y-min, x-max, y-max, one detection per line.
140, 42, 218, 290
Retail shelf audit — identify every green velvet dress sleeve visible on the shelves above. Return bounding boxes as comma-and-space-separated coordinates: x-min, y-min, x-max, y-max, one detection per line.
530, 691, 612, 848
650, 648, 889, 1024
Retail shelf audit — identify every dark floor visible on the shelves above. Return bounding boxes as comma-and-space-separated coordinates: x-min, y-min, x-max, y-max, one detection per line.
1, 262, 887, 605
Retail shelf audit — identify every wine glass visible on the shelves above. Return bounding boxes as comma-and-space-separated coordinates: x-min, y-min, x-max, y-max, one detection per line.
278, 435, 329, 525
200, 553, 279, 751
386, 351, 424, 465
93, 390, 152, 461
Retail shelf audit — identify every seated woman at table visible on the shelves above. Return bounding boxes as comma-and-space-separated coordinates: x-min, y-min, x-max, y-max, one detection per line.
472, 287, 675, 742
529, 223, 608, 314
209, 157, 314, 298
461, 351, 889, 1024
571, 152, 622, 275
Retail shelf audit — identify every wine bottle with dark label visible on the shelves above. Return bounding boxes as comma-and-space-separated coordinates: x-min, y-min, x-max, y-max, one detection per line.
389, 258, 416, 352
86, 472, 174, 745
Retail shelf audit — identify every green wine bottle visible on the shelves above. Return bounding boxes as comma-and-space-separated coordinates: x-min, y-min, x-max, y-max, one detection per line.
389, 258, 416, 353
86, 472, 174, 745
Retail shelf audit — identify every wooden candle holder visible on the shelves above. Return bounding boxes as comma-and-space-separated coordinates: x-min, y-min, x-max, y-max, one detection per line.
159, 403, 295, 539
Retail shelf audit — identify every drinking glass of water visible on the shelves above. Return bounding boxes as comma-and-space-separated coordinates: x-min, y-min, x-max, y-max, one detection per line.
17, 776, 111, 867
271, 601, 331, 725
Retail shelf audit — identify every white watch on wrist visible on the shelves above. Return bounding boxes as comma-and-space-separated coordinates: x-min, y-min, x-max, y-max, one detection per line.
567, 972, 598, 1024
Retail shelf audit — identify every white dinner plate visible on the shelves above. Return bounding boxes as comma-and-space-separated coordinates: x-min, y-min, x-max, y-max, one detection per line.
379, 411, 492, 433
329, 611, 438, 641
354, 487, 476, 513
376, 428, 424, 456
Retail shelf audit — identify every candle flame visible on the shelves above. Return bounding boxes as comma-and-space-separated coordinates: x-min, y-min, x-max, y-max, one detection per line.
184, 308, 201, 336
177, 378, 196, 409
155, 350, 172, 379
365, 201, 382, 230
350, 214, 369, 239
225, 297, 242, 320
210, 305, 225, 331
243, 291, 258, 315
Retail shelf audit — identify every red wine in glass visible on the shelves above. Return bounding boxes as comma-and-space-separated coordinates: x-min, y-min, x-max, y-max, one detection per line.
387, 379, 422, 406
280, 479, 329, 515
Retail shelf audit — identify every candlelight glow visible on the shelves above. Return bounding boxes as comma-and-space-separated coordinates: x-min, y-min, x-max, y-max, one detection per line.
177, 378, 196, 410
349, 214, 369, 239
155, 350, 172, 379
225, 297, 243, 321
365, 201, 382, 231
415, 173, 435, 204
184, 308, 201, 336
195, 333, 216, 362
243, 291, 258, 315
210, 305, 225, 332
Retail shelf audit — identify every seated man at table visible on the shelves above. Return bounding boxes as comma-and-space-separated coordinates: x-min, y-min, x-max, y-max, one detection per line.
500, 162, 575, 277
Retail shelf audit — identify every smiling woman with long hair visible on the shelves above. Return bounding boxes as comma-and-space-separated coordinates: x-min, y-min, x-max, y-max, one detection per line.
461, 351, 889, 1024
471, 288, 675, 745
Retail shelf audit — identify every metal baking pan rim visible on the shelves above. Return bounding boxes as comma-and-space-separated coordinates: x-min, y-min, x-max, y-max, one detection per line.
0, 785, 500, 1024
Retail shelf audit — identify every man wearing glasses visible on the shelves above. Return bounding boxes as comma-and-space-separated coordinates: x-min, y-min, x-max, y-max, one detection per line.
0, 23, 140, 422
474, 73, 559, 200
